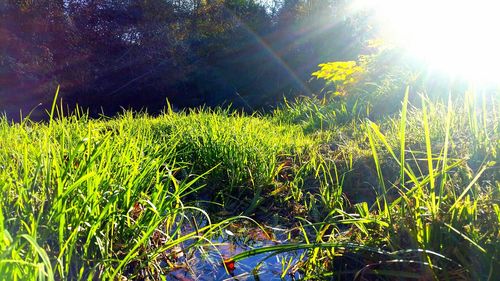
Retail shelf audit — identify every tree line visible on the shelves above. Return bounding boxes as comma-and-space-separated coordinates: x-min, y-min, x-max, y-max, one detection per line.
1, 0, 369, 120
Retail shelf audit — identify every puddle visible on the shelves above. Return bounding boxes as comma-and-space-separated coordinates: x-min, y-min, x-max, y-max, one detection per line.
164, 221, 305, 281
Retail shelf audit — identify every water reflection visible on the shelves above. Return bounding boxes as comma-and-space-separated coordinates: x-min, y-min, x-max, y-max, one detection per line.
165, 222, 304, 281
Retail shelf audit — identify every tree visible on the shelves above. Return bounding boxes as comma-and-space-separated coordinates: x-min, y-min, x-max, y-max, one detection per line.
0, 0, 77, 120
0, 0, 370, 119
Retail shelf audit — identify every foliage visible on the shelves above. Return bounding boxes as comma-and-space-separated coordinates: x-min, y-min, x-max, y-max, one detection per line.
268, 88, 500, 280
312, 60, 365, 96
0, 103, 321, 279
149, 108, 317, 213
0, 0, 367, 120
1, 87, 499, 280
312, 40, 420, 118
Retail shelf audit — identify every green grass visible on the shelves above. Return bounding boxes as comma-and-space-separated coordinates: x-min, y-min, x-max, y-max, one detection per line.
0, 104, 319, 280
0, 88, 499, 280
270, 89, 500, 280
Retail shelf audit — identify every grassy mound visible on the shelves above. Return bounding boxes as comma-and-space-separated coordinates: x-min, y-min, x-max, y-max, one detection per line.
1, 90, 499, 280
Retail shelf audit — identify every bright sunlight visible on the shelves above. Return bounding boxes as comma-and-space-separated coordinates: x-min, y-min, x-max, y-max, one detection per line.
356, 0, 500, 85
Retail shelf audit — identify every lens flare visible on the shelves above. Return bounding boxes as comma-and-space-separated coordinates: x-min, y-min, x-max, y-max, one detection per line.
355, 0, 500, 85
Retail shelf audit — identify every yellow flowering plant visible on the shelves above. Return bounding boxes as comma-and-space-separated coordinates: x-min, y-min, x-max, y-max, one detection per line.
311, 60, 365, 96
311, 39, 420, 116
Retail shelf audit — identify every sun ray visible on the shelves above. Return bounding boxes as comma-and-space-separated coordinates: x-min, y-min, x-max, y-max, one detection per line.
353, 0, 500, 86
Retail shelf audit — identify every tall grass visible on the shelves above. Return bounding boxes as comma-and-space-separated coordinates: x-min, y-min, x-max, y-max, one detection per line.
0, 103, 321, 280
149, 108, 316, 213
0, 87, 498, 280
0, 112, 195, 279
254, 89, 500, 280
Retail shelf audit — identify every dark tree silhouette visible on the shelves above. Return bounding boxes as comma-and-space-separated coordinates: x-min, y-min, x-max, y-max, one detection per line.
0, 0, 368, 120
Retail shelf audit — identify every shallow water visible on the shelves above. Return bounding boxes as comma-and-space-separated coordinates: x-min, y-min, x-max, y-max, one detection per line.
164, 222, 304, 281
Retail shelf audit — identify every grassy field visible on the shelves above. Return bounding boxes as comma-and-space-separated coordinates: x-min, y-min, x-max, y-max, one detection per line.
1, 89, 499, 280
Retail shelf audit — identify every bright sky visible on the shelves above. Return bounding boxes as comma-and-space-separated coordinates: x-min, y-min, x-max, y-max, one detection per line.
353, 0, 500, 85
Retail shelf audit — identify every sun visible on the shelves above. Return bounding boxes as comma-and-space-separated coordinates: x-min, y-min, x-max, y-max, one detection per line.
354, 0, 500, 85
